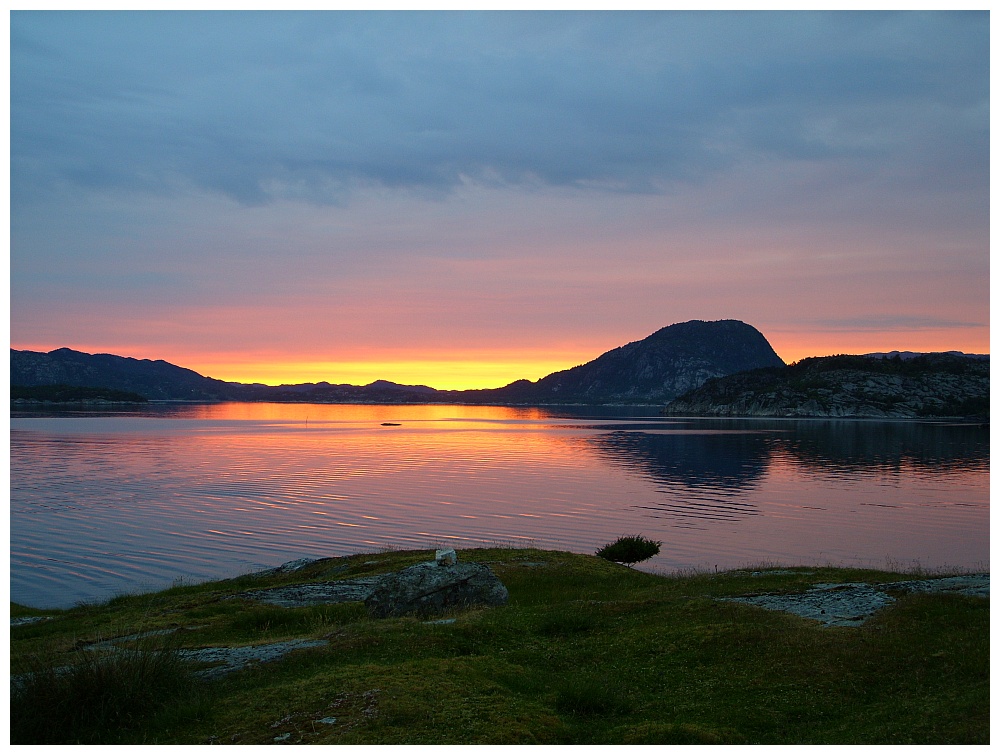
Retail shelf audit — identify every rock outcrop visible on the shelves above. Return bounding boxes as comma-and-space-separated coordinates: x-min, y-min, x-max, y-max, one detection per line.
365, 551, 509, 618
720, 573, 989, 627
240, 578, 381, 608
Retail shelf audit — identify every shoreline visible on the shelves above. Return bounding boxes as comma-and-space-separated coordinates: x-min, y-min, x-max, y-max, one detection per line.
11, 547, 989, 745
11, 549, 991, 615
10, 398, 990, 422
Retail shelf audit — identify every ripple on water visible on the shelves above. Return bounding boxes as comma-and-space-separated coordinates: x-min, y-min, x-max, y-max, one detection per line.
10, 408, 990, 608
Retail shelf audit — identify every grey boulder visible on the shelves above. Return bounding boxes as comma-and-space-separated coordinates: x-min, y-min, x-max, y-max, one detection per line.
365, 560, 508, 618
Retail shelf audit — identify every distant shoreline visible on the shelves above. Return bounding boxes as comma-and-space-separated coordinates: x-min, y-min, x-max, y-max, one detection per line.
9, 398, 989, 423
11, 398, 149, 406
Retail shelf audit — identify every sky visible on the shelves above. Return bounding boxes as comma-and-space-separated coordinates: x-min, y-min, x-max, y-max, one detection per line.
9, 10, 990, 389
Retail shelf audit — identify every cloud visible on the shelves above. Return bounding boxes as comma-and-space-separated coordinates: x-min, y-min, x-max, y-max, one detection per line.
809, 316, 986, 332
10, 11, 990, 376
11, 11, 988, 207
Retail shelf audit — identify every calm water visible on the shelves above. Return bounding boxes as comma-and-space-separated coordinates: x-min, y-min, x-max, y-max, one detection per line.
10, 403, 990, 608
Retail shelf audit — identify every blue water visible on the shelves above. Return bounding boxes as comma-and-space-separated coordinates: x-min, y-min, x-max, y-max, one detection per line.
10, 403, 989, 608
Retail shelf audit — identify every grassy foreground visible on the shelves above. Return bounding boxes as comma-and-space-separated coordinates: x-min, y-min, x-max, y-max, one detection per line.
10, 548, 989, 744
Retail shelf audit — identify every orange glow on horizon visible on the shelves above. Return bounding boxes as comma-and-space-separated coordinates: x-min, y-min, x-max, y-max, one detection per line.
12, 326, 989, 391
768, 329, 990, 365
7, 342, 600, 390
8, 343, 601, 390
193, 357, 587, 391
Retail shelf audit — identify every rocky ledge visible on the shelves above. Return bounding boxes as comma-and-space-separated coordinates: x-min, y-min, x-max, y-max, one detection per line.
12, 550, 511, 682
720, 573, 989, 627
11, 558, 987, 686
242, 549, 508, 618
238, 577, 382, 607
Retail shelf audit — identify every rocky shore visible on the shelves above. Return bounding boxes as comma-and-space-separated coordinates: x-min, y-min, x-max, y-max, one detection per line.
14, 557, 988, 669
11, 548, 990, 745
663, 353, 989, 418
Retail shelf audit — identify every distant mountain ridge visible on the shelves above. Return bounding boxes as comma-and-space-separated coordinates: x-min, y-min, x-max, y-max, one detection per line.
9, 347, 442, 404
864, 350, 989, 361
10, 320, 785, 405
10, 347, 239, 401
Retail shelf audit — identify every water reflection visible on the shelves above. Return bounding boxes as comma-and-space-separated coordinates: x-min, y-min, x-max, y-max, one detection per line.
589, 430, 772, 490
761, 419, 990, 474
580, 417, 988, 525
10, 404, 989, 608
587, 418, 989, 477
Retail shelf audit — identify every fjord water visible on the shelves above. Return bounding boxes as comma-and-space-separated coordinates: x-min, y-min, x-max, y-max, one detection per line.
10, 403, 989, 608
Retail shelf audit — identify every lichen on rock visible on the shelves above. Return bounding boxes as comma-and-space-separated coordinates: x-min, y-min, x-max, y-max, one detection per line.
365, 555, 508, 618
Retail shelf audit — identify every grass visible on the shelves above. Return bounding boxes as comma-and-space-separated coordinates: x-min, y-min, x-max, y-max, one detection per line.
11, 630, 205, 744
9, 548, 989, 744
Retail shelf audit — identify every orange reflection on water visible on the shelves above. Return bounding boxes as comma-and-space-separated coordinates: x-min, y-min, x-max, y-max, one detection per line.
9, 405, 989, 609
178, 402, 555, 425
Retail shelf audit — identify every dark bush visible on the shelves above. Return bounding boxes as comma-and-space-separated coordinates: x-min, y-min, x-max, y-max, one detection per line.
595, 535, 661, 566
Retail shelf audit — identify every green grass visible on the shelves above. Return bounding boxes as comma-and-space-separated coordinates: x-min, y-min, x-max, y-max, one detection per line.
11, 631, 205, 744
9, 549, 989, 744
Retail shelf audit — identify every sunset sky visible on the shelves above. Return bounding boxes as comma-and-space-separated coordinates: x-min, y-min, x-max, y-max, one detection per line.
10, 11, 989, 389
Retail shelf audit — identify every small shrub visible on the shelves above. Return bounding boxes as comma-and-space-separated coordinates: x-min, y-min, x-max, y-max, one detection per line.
595, 535, 661, 566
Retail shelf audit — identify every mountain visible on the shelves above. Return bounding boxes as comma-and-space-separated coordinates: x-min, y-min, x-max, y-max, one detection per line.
452, 320, 785, 404
11, 320, 785, 405
11, 384, 149, 403
9, 348, 440, 404
249, 380, 445, 404
662, 353, 990, 419
10, 347, 243, 401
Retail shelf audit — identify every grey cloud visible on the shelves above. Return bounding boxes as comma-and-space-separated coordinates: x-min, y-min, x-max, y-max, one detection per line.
11, 11, 989, 206
811, 316, 986, 332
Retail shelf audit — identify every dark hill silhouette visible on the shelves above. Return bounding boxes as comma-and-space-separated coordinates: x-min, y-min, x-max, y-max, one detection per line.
10, 347, 241, 401
663, 352, 990, 418
450, 320, 785, 404
11, 320, 785, 405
